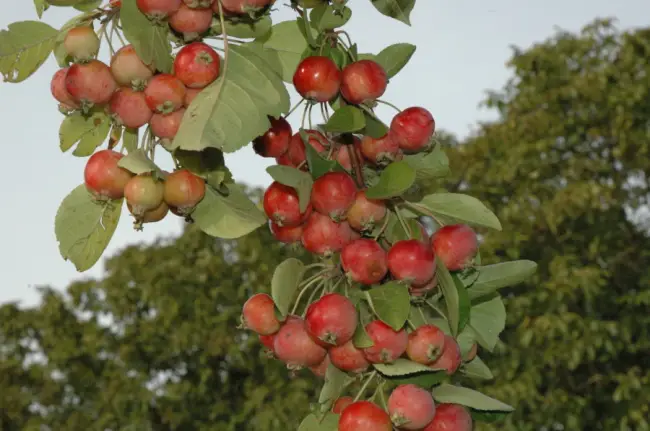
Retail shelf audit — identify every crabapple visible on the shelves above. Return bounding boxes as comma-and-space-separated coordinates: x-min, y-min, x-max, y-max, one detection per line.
183, 0, 213, 7
218, 0, 274, 14
387, 240, 436, 287
109, 87, 153, 128
184, 87, 201, 106
305, 293, 358, 347
285, 130, 328, 167
242, 293, 280, 335
346, 190, 387, 232
163, 169, 205, 213
64, 26, 100, 62
253, 116, 292, 158
388, 384, 436, 430
406, 324, 446, 364
332, 396, 354, 414
331, 136, 362, 171
84, 150, 133, 199
259, 333, 276, 352
124, 174, 165, 216
127, 201, 169, 223
341, 239, 388, 285
360, 134, 401, 166
169, 4, 213, 36
51, 68, 79, 109
136, 0, 182, 19
329, 340, 370, 374
362, 320, 408, 364
431, 224, 478, 271
293, 56, 341, 102
339, 401, 393, 431
110, 45, 155, 88
423, 404, 473, 431
429, 335, 462, 375
309, 354, 330, 378
301, 212, 356, 255
390, 107, 436, 153
275, 153, 294, 168
340, 60, 387, 105
65, 60, 117, 106
310, 172, 357, 220
263, 182, 311, 227
173, 42, 221, 88
273, 315, 327, 368
269, 222, 303, 244
144, 74, 186, 114
150, 109, 185, 140
409, 275, 438, 297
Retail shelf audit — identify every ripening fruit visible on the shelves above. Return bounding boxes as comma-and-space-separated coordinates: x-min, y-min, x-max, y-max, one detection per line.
360, 134, 401, 166
429, 335, 461, 375
284, 130, 328, 168
406, 324, 446, 365
169, 4, 213, 35
332, 396, 354, 414
309, 354, 330, 378
329, 340, 370, 374
183, 0, 213, 7
218, 0, 274, 15
259, 333, 276, 352
423, 404, 473, 431
273, 315, 327, 368
136, 0, 182, 19
431, 224, 479, 271
173, 42, 221, 88
253, 116, 292, 158
346, 191, 387, 232
127, 201, 169, 223
163, 169, 205, 213
305, 293, 358, 347
84, 150, 133, 199
65, 60, 117, 106
64, 26, 100, 62
341, 239, 388, 285
124, 174, 165, 216
263, 182, 311, 227
242, 293, 280, 335
269, 222, 303, 244
184, 87, 201, 107
339, 401, 393, 431
301, 212, 356, 255
387, 240, 437, 287
310, 172, 357, 220
293, 56, 341, 102
51, 68, 80, 109
340, 60, 388, 105
409, 275, 437, 297
144, 74, 186, 114
110, 45, 155, 88
362, 320, 408, 364
390, 107, 436, 153
149, 109, 185, 139
109, 87, 153, 128
329, 136, 362, 171
388, 384, 437, 430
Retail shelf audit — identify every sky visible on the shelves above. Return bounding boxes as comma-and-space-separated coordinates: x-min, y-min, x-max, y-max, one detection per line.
0, 0, 648, 306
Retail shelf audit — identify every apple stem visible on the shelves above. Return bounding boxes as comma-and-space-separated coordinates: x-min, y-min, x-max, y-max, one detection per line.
376, 99, 402, 113
392, 204, 413, 238
403, 201, 444, 228
286, 98, 305, 119
353, 370, 378, 402
425, 300, 446, 318
372, 215, 390, 240
348, 137, 365, 188
300, 103, 310, 129
291, 271, 328, 315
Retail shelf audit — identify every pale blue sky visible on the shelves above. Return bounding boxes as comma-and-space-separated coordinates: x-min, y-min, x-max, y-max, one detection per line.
0, 1, 647, 306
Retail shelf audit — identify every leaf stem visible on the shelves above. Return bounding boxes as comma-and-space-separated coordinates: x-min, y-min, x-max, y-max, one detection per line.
353, 371, 378, 402
216, 1, 230, 69
392, 204, 413, 238
425, 300, 447, 319
307, 103, 313, 130
372, 215, 390, 240
301, 102, 310, 129
291, 273, 327, 315
286, 98, 305, 119
376, 99, 402, 113
417, 306, 429, 324
320, 102, 330, 122
348, 136, 365, 188
403, 201, 444, 227
302, 280, 326, 316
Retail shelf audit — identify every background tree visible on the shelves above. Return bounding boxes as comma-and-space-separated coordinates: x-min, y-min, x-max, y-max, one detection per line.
443, 18, 650, 430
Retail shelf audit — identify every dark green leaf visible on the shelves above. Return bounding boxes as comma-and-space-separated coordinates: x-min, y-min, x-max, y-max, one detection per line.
373, 358, 435, 376
352, 315, 374, 348
461, 356, 494, 381
403, 145, 450, 181
432, 384, 514, 412
369, 0, 416, 25
365, 282, 410, 330
309, 5, 352, 30
213, 15, 272, 39
375, 43, 416, 78
435, 260, 467, 336
271, 258, 305, 317
174, 148, 232, 191
418, 193, 502, 230
318, 363, 351, 406
266, 165, 313, 213
322, 106, 366, 133
365, 161, 416, 199
362, 112, 389, 138
303, 130, 347, 179
467, 261, 538, 300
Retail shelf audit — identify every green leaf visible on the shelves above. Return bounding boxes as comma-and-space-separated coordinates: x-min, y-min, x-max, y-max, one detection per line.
403, 145, 450, 181
74, 0, 101, 11
369, 0, 416, 25
468, 296, 506, 352
174, 148, 232, 192
213, 15, 272, 39
192, 184, 267, 239
365, 282, 411, 330
373, 358, 436, 376
365, 161, 416, 199
266, 165, 313, 213
54, 185, 122, 272
117, 149, 161, 175
384, 212, 426, 244
467, 261, 538, 300
0, 20, 58, 83
123, 127, 138, 153
357, 52, 378, 62
303, 130, 347, 179
298, 413, 339, 431
375, 43, 416, 78
352, 316, 374, 348
436, 260, 470, 336
318, 363, 351, 406
171, 43, 290, 153
59, 110, 111, 156
120, 0, 172, 73
418, 193, 502, 230
260, 20, 312, 82
271, 258, 306, 317
362, 112, 389, 139
34, 0, 48, 18
432, 384, 514, 412
388, 371, 447, 388
461, 356, 494, 381
309, 5, 352, 30
322, 106, 366, 133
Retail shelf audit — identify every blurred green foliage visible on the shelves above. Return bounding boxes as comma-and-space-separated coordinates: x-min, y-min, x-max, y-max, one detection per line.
1, 18, 649, 431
